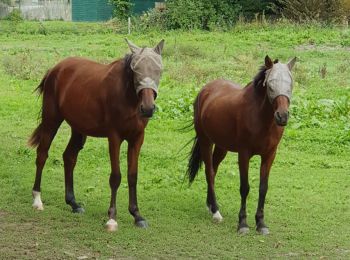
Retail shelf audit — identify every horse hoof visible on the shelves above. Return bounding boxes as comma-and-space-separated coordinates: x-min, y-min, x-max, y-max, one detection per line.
257, 227, 269, 235
72, 207, 85, 214
32, 191, 44, 210
32, 202, 44, 211
106, 219, 118, 232
135, 220, 148, 228
238, 227, 250, 235
212, 211, 223, 223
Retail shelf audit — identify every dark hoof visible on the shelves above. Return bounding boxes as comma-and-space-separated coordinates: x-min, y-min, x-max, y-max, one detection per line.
135, 220, 148, 228
257, 227, 269, 235
238, 226, 250, 235
72, 207, 85, 214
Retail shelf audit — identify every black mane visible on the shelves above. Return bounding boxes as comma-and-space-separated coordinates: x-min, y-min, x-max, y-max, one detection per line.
124, 54, 134, 89
253, 65, 267, 89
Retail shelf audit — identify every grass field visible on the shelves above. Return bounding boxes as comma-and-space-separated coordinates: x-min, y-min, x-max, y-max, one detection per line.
0, 21, 349, 259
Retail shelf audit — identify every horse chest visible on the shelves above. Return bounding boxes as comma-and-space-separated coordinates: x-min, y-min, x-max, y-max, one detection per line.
113, 115, 147, 140
248, 127, 284, 154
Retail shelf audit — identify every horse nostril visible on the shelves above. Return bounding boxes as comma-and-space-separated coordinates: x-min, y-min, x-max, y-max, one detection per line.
276, 111, 282, 120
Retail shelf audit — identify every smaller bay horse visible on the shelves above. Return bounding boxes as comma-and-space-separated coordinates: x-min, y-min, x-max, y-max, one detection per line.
29, 39, 164, 231
187, 56, 296, 235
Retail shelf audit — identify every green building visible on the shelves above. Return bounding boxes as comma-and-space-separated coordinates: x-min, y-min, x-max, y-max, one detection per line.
72, 0, 165, 22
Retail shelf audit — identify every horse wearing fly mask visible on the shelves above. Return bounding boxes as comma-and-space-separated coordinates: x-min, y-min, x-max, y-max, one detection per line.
187, 55, 296, 235
29, 39, 164, 231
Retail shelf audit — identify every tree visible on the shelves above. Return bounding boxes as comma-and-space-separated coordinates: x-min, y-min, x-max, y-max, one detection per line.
109, 0, 134, 20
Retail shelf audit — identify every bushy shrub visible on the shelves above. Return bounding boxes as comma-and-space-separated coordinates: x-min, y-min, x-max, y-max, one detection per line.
4, 9, 23, 22
237, 0, 278, 19
277, 0, 346, 23
341, 0, 350, 22
110, 0, 349, 32
165, 0, 241, 30
137, 8, 169, 31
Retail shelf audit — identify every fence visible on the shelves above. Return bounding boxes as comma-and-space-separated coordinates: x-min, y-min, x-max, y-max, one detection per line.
0, 0, 71, 21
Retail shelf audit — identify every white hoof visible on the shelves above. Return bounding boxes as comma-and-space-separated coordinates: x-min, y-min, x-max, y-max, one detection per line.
106, 219, 118, 232
32, 191, 44, 211
212, 211, 223, 223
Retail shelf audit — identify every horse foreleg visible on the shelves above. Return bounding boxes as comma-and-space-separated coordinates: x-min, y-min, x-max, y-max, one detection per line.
63, 129, 86, 213
127, 134, 147, 228
106, 134, 122, 232
255, 151, 276, 235
237, 151, 252, 234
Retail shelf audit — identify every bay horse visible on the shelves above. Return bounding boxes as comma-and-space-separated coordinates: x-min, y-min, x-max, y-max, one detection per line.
29, 39, 165, 231
187, 56, 296, 235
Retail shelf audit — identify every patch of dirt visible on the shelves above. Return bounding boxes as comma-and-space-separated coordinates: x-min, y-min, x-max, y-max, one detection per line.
0, 209, 8, 217
0, 214, 44, 259
0, 211, 100, 259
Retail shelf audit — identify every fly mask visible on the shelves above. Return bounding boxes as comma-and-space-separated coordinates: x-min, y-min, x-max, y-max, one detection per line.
126, 39, 164, 98
264, 58, 296, 104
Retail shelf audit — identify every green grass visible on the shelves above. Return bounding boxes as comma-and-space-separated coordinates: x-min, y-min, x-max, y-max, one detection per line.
0, 21, 349, 259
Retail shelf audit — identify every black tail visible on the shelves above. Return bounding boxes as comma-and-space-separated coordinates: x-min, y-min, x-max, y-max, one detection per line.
187, 136, 202, 184
28, 72, 48, 148
28, 123, 43, 148
32, 71, 48, 95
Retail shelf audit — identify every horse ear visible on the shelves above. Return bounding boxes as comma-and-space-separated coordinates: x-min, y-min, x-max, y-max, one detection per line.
287, 57, 297, 70
154, 39, 165, 55
265, 55, 273, 69
125, 38, 140, 54
273, 59, 279, 64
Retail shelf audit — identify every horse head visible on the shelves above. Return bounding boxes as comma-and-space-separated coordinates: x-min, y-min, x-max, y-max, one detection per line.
126, 39, 164, 118
264, 55, 296, 126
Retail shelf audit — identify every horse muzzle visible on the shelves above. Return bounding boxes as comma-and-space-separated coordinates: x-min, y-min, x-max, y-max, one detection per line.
138, 88, 156, 118
140, 104, 155, 118
274, 110, 289, 126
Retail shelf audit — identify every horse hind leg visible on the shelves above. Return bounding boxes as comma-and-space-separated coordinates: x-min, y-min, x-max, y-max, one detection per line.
63, 129, 86, 213
200, 140, 223, 223
30, 79, 63, 211
30, 117, 63, 210
209, 145, 227, 222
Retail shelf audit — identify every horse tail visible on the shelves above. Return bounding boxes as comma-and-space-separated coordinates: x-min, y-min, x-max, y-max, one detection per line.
28, 71, 49, 148
187, 135, 202, 184
28, 124, 43, 148
33, 71, 48, 95
187, 93, 203, 184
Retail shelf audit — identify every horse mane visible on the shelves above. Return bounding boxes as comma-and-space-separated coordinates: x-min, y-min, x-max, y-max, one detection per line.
123, 54, 134, 89
253, 65, 267, 89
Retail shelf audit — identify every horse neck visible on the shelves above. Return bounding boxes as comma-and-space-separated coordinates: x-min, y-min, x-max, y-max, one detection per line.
248, 82, 275, 125
108, 58, 138, 108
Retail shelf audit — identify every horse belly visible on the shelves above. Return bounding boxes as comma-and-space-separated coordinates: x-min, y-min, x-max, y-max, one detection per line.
200, 106, 241, 152
59, 93, 107, 137
63, 112, 107, 137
